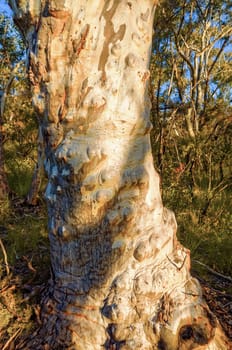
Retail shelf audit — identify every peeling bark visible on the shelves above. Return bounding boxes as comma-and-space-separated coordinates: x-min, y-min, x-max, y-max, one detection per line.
10, 1, 229, 349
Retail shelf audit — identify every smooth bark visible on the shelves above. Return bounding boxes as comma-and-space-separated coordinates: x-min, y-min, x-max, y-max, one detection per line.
10, 1, 228, 349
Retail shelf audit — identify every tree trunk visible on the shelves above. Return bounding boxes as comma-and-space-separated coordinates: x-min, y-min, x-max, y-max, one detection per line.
0, 76, 14, 201
0, 119, 9, 200
26, 125, 44, 205
0, 64, 22, 200
185, 107, 195, 139
10, 1, 228, 349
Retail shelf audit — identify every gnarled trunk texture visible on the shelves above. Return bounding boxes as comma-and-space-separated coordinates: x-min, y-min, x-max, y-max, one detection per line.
10, 1, 228, 349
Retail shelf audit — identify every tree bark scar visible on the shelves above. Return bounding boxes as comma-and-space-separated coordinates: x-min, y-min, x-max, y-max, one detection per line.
73, 24, 90, 57
99, 2, 126, 82
48, 10, 71, 19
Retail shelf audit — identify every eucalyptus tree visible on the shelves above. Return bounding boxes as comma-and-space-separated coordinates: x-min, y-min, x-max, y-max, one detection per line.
151, 0, 232, 138
150, 0, 232, 228
0, 13, 22, 199
0, 12, 39, 202
9, 1, 227, 349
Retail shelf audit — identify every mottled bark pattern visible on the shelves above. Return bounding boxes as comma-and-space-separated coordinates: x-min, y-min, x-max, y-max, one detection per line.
10, 1, 228, 349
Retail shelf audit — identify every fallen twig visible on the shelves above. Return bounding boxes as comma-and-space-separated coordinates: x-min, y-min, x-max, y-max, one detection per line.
22, 256, 37, 273
193, 260, 232, 283
0, 238, 10, 276
0, 284, 16, 294
33, 304, 42, 325
224, 301, 232, 308
2, 328, 21, 350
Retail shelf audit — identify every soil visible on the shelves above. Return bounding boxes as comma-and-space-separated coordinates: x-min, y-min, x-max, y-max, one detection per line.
200, 277, 232, 341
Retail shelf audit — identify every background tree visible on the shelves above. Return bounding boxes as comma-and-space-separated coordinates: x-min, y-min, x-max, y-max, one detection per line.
0, 12, 48, 347
152, 0, 232, 137
150, 0, 232, 275
0, 13, 23, 200
0, 12, 40, 205
9, 1, 228, 349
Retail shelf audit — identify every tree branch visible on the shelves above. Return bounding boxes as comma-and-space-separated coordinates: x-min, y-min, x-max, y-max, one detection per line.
0, 238, 10, 276
193, 260, 232, 283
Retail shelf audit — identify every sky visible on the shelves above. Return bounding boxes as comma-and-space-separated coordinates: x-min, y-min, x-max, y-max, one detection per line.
0, 0, 12, 15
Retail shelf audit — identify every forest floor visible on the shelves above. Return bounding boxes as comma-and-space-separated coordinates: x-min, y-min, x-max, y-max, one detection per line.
0, 200, 232, 349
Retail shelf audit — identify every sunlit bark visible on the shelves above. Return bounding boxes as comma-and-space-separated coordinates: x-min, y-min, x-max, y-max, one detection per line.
10, 1, 228, 349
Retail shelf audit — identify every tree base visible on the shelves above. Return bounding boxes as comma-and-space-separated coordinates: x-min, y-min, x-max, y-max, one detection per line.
16, 241, 230, 349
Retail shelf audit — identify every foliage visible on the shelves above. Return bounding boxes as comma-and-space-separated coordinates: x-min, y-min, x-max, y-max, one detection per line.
0, 13, 38, 197
152, 0, 232, 116
0, 15, 48, 344
0, 12, 24, 68
0, 202, 49, 348
151, 0, 232, 275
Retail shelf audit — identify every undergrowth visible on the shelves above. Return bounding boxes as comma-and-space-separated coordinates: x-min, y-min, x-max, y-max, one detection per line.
0, 197, 49, 348
162, 176, 232, 277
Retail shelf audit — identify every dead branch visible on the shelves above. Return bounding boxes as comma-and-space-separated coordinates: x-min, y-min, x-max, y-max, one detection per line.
193, 260, 232, 283
2, 328, 21, 350
0, 238, 10, 276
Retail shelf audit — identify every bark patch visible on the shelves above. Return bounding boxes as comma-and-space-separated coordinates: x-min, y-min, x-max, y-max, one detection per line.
99, 2, 126, 81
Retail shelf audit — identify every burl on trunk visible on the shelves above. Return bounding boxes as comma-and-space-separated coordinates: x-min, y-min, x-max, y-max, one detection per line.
10, 1, 228, 349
